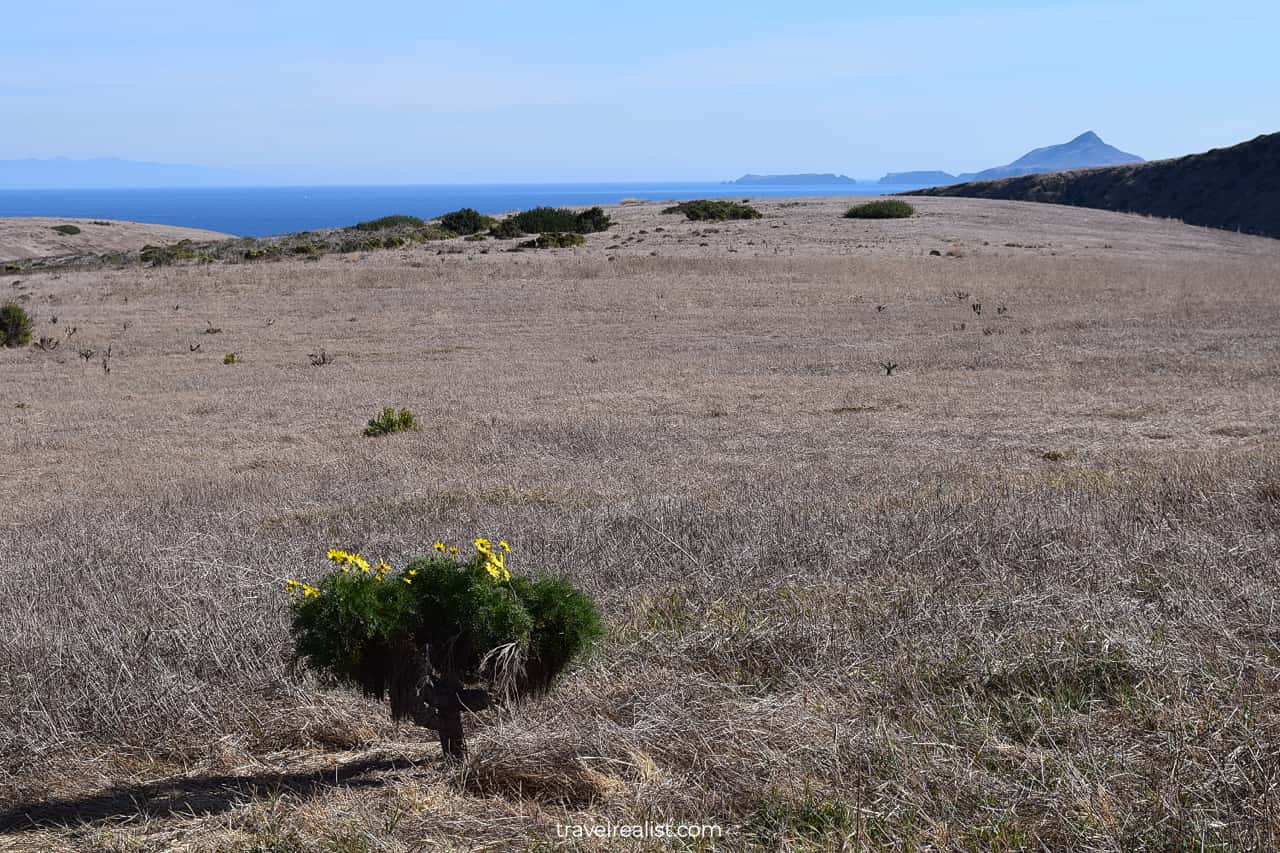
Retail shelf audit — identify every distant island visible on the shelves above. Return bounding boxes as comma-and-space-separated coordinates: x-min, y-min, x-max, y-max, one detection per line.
0, 157, 250, 189
905, 131, 1279, 239
731, 133, 1145, 191
880, 170, 959, 186
731, 173, 858, 185
879, 132, 1143, 186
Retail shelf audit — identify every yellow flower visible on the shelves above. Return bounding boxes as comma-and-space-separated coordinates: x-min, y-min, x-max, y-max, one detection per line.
434, 541, 445, 552
474, 537, 490, 549
327, 548, 357, 566
375, 561, 391, 575
408, 569, 418, 576
499, 540, 510, 553
302, 584, 320, 598
285, 579, 301, 593
449, 546, 458, 555
403, 577, 412, 585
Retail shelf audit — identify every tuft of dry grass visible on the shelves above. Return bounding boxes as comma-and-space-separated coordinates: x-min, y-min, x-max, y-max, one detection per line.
3, 197, 1280, 850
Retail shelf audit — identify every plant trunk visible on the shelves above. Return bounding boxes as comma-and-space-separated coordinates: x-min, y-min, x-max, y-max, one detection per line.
436, 698, 466, 761
418, 673, 490, 762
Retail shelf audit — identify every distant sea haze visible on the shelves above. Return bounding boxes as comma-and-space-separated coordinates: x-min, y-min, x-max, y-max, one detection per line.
0, 182, 927, 238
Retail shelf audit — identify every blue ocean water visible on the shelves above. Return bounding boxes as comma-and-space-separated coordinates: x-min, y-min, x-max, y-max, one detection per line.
0, 182, 923, 238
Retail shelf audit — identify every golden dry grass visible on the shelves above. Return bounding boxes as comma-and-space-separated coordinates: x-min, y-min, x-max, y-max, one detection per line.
2, 196, 1280, 850
0, 217, 229, 262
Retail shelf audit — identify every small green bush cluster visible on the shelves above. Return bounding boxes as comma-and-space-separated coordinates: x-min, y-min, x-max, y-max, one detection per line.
438, 208, 497, 236
1, 303, 33, 348
140, 241, 198, 266
662, 199, 762, 221
518, 232, 586, 250
242, 245, 283, 261
488, 217, 525, 239
50, 224, 81, 236
490, 206, 612, 239
844, 200, 915, 219
570, 206, 612, 233
288, 541, 602, 758
364, 406, 420, 437
353, 214, 425, 232
223, 352, 238, 365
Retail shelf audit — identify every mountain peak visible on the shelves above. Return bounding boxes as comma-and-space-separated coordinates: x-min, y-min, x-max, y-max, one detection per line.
1070, 131, 1103, 144
879, 131, 1144, 187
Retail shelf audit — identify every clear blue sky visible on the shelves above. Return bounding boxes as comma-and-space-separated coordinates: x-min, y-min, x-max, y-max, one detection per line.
1, 0, 1275, 183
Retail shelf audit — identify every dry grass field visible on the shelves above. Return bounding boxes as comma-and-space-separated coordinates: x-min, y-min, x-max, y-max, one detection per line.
2, 196, 1280, 851
0, 217, 229, 263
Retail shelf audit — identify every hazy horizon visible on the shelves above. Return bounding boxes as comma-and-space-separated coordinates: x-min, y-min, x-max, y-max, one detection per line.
3, 1, 1277, 184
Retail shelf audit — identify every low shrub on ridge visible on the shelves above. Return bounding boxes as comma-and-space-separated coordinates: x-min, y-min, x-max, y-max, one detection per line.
438, 208, 497, 236
518, 232, 586, 250
662, 199, 762, 221
491, 206, 612, 238
353, 215, 426, 232
845, 200, 915, 219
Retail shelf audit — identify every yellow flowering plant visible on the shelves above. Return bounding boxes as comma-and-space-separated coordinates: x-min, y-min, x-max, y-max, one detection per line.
286, 537, 602, 760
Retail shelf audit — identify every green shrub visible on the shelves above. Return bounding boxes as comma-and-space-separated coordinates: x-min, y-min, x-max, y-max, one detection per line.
287, 541, 603, 759
488, 217, 526, 239
438, 208, 497, 236
510, 206, 612, 235
1, 303, 33, 348
844, 200, 914, 219
50, 224, 81, 236
353, 215, 425, 232
140, 241, 198, 266
661, 199, 762, 221
223, 352, 238, 365
364, 406, 420, 437
518, 232, 586, 250
487, 207, 612, 239
510, 206, 579, 233
571, 206, 612, 233
242, 245, 283, 261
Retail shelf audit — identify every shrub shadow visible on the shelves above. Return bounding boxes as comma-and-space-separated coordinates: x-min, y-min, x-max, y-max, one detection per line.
0, 753, 422, 833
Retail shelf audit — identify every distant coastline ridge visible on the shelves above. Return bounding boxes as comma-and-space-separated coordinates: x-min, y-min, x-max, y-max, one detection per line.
878, 131, 1143, 187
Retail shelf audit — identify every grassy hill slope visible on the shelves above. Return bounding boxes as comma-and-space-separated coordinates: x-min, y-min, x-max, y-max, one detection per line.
0, 217, 230, 261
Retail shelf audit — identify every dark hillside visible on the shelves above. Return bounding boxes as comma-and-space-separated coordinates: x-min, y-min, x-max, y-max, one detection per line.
907, 132, 1280, 238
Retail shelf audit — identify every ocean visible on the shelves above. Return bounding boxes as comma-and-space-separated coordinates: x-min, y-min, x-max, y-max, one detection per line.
0, 182, 924, 238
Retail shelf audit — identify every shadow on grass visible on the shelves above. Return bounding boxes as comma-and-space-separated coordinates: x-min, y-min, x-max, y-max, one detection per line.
0, 753, 424, 834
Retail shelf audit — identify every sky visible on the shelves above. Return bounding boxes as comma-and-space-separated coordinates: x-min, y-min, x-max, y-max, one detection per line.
1, 0, 1276, 184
